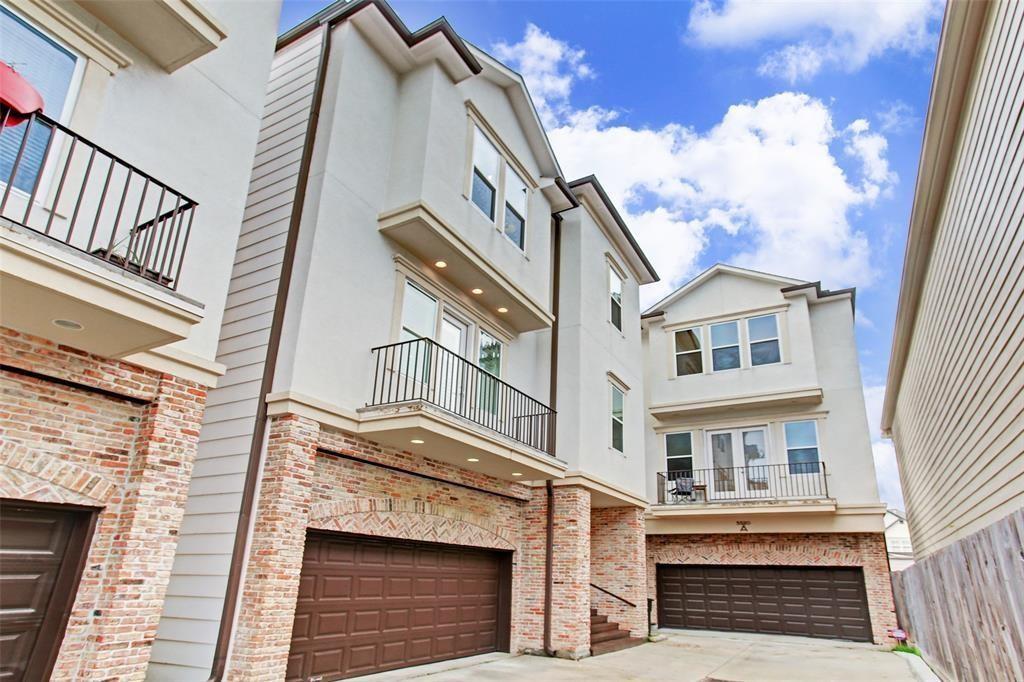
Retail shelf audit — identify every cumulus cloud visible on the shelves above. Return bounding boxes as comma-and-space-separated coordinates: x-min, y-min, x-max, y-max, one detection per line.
877, 100, 918, 133
688, 0, 942, 83
494, 25, 897, 305
863, 384, 906, 510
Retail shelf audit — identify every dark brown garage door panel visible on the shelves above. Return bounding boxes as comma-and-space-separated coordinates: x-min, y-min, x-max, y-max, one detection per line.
657, 564, 872, 642
287, 532, 510, 681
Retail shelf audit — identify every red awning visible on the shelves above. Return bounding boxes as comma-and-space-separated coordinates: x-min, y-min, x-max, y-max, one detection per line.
0, 61, 45, 127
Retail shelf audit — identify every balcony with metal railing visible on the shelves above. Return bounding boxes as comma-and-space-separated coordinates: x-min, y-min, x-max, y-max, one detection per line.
359, 337, 564, 481
654, 462, 830, 508
1, 111, 204, 357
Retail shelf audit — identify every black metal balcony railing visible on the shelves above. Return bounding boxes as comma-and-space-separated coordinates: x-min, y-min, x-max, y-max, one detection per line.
0, 111, 197, 289
369, 337, 556, 456
656, 462, 828, 505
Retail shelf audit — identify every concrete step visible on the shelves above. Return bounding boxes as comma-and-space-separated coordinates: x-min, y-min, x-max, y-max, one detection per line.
590, 614, 608, 625
590, 621, 619, 634
590, 636, 646, 657
590, 627, 630, 644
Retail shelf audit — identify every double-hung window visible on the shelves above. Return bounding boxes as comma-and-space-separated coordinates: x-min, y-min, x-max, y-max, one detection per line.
503, 169, 527, 249
665, 432, 693, 476
784, 420, 821, 474
1, 7, 81, 193
609, 267, 623, 331
674, 328, 702, 375
748, 314, 781, 366
710, 320, 740, 371
470, 127, 500, 220
610, 383, 624, 452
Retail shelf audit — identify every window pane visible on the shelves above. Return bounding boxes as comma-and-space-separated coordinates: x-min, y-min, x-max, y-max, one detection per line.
787, 447, 820, 474
712, 346, 740, 371
609, 268, 623, 298
1, 7, 77, 192
748, 314, 777, 341
400, 282, 437, 339
750, 339, 781, 366
611, 385, 623, 421
472, 127, 499, 185
611, 419, 623, 452
674, 329, 700, 352
675, 352, 702, 376
503, 204, 524, 249
610, 300, 622, 330
667, 456, 692, 473
666, 432, 692, 457
710, 321, 738, 347
505, 168, 527, 216
471, 169, 495, 219
784, 421, 818, 448
711, 433, 735, 491
478, 331, 502, 377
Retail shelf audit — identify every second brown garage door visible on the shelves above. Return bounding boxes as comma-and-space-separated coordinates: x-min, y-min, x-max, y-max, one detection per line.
657, 565, 873, 642
287, 532, 511, 681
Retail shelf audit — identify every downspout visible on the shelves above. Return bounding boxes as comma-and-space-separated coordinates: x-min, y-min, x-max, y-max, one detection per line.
207, 22, 333, 682
543, 213, 564, 657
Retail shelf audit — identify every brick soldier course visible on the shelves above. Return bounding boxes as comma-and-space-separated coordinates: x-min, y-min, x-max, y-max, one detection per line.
0, 328, 207, 680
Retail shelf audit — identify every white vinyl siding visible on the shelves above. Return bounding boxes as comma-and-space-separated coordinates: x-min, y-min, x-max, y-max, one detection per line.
149, 30, 324, 680
891, 0, 1024, 559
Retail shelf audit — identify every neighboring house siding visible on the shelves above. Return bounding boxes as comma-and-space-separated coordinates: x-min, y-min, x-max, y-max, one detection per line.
149, 30, 323, 680
891, 0, 1024, 560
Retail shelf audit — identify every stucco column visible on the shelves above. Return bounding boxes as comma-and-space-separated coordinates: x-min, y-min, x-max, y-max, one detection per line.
550, 485, 592, 658
228, 414, 320, 681
591, 506, 647, 637
79, 374, 207, 681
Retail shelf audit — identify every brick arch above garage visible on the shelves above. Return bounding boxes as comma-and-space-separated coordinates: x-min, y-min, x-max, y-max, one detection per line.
0, 441, 117, 506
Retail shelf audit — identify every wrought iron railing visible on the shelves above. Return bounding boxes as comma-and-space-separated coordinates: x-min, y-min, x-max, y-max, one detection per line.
0, 111, 197, 289
369, 337, 556, 456
656, 462, 828, 504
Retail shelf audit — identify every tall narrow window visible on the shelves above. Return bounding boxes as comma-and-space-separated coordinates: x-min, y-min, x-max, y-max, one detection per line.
610, 384, 624, 452
503, 169, 527, 249
748, 314, 781, 366
710, 321, 740, 371
470, 127, 500, 219
400, 282, 438, 341
478, 330, 502, 414
666, 432, 693, 475
1, 7, 79, 192
674, 328, 703, 375
784, 420, 821, 474
609, 268, 623, 331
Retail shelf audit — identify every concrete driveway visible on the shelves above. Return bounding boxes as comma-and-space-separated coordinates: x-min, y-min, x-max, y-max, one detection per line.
365, 630, 917, 681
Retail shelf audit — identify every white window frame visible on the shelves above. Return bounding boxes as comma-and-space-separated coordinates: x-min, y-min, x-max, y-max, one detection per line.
501, 166, 527, 251
783, 419, 822, 475
709, 320, 741, 372
609, 382, 625, 453
466, 120, 531, 254
673, 327, 703, 376
665, 431, 694, 473
608, 261, 625, 332
746, 313, 782, 367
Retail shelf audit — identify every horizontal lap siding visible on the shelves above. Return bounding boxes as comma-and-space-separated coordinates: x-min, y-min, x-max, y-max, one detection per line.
148, 30, 323, 681
893, 0, 1024, 559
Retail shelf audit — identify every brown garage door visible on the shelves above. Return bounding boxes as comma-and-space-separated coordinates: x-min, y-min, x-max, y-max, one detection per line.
657, 565, 872, 642
287, 532, 511, 681
0, 501, 93, 682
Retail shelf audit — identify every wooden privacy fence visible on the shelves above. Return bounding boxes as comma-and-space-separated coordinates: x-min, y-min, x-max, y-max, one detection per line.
891, 508, 1024, 681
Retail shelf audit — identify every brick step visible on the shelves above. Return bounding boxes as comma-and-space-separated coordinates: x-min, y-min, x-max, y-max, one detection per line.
590, 621, 619, 634
590, 636, 646, 657
590, 614, 608, 625
590, 627, 631, 644
590, 608, 598, 616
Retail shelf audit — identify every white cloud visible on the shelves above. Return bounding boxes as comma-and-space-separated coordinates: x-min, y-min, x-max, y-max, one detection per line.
687, 0, 942, 83
863, 384, 906, 509
877, 100, 917, 133
494, 26, 896, 305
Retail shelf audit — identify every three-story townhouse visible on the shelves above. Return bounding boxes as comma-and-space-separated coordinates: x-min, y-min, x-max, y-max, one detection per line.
641, 264, 896, 644
154, 1, 657, 679
0, 1, 280, 680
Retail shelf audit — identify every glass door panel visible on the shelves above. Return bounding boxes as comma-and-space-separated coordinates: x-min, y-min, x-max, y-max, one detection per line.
742, 428, 769, 493
709, 431, 736, 498
437, 313, 469, 410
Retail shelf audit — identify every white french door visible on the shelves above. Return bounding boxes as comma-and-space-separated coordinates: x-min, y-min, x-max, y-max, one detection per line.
706, 426, 770, 499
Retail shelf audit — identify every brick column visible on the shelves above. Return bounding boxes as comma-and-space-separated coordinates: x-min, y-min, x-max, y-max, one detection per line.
550, 486, 591, 658
591, 506, 647, 637
228, 414, 320, 681
860, 533, 899, 644
78, 374, 207, 680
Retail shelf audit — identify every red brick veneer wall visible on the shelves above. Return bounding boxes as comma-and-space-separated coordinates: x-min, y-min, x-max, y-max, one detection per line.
646, 532, 897, 644
591, 507, 647, 637
0, 328, 206, 680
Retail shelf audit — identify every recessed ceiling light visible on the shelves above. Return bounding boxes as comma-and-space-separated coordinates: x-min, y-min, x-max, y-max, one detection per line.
467, 457, 479, 462
497, 307, 508, 313
52, 319, 84, 331
511, 472, 522, 477
471, 288, 483, 295
434, 260, 447, 268
410, 439, 424, 444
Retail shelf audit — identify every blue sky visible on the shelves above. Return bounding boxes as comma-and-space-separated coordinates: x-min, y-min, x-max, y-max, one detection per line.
279, 0, 946, 508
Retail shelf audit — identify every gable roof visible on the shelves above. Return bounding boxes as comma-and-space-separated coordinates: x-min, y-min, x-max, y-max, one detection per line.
643, 264, 804, 316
